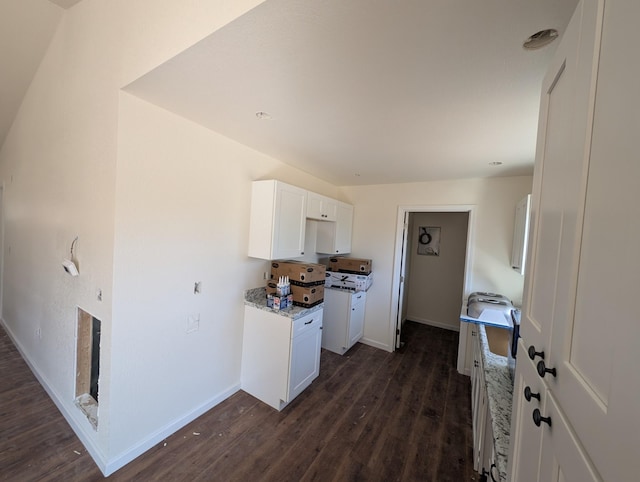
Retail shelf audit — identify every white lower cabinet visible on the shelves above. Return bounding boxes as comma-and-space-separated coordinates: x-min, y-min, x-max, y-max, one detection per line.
241, 306, 323, 411
321, 289, 365, 355
470, 327, 492, 475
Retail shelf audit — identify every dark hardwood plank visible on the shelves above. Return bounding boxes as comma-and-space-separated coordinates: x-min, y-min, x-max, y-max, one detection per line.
0, 321, 475, 481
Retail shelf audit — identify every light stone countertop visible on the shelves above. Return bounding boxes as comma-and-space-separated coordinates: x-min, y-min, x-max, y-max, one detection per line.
243, 287, 324, 319
478, 323, 513, 482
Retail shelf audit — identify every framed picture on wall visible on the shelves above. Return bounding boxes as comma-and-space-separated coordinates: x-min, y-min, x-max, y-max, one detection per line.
417, 226, 440, 256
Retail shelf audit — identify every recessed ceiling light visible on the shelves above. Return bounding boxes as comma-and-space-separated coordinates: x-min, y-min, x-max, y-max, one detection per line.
255, 111, 273, 120
489, 161, 503, 166
523, 29, 559, 50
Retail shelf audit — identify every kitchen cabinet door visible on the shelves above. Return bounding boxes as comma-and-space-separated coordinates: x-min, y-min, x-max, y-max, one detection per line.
347, 291, 365, 347
316, 201, 353, 254
510, 195, 530, 274
248, 180, 307, 260
289, 315, 322, 401
306, 192, 337, 221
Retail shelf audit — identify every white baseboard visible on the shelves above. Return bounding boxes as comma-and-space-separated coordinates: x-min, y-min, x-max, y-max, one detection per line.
1, 318, 240, 477
104, 383, 240, 476
0, 319, 108, 471
405, 315, 460, 332
359, 337, 393, 353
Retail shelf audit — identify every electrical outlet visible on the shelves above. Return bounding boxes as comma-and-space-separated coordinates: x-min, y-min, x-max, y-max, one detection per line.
187, 313, 200, 334
263, 271, 269, 280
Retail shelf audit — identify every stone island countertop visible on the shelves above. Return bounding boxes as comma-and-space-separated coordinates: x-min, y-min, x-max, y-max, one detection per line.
478, 323, 513, 482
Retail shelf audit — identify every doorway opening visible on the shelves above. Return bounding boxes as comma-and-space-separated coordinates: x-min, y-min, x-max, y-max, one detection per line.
75, 307, 101, 429
390, 205, 475, 351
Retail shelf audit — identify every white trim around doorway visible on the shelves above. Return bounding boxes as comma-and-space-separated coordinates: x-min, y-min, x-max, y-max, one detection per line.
388, 204, 476, 352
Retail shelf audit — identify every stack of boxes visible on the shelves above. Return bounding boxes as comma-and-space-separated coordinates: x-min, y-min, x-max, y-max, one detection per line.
266, 261, 326, 309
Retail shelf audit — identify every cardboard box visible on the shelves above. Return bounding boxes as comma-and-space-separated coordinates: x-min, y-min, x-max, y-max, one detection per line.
266, 281, 324, 306
270, 260, 326, 286
325, 272, 373, 292
328, 256, 372, 275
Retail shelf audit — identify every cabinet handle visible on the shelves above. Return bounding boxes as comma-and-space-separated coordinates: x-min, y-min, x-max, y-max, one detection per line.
532, 408, 552, 427
304, 320, 313, 325
524, 386, 541, 402
528, 345, 545, 360
537, 360, 557, 378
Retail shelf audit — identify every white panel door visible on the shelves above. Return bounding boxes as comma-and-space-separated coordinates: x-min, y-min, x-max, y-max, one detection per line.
507, 340, 545, 482
546, 1, 640, 480
519, 0, 584, 358
538, 393, 601, 482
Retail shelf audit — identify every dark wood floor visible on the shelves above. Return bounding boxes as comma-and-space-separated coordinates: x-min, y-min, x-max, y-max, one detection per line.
1, 321, 475, 481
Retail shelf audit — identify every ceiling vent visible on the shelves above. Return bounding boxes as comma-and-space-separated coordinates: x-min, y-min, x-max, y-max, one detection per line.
523, 29, 559, 50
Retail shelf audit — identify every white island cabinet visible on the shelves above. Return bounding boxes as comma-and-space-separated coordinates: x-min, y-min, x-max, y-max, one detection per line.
241, 304, 323, 411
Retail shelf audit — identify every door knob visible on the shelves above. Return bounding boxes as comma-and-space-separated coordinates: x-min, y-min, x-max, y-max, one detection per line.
537, 360, 557, 378
524, 386, 541, 402
528, 345, 545, 360
533, 408, 552, 427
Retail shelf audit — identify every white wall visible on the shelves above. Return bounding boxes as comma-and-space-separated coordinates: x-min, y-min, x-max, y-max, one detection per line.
340, 176, 532, 351
405, 212, 469, 331
0, 0, 343, 475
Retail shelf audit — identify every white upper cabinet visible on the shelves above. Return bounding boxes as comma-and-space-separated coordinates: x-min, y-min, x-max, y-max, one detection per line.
306, 192, 338, 221
510, 194, 531, 275
248, 180, 307, 260
248, 180, 354, 259
316, 201, 353, 254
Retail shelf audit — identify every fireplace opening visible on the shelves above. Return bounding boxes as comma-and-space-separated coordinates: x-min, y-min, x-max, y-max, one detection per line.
75, 308, 101, 429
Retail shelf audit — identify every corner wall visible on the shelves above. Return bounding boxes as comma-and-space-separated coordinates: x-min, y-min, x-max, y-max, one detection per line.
405, 211, 469, 331
0, 0, 342, 475
340, 176, 532, 351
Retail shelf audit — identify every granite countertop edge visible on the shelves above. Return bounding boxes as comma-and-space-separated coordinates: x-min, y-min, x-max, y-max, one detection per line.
478, 323, 513, 482
243, 287, 324, 319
